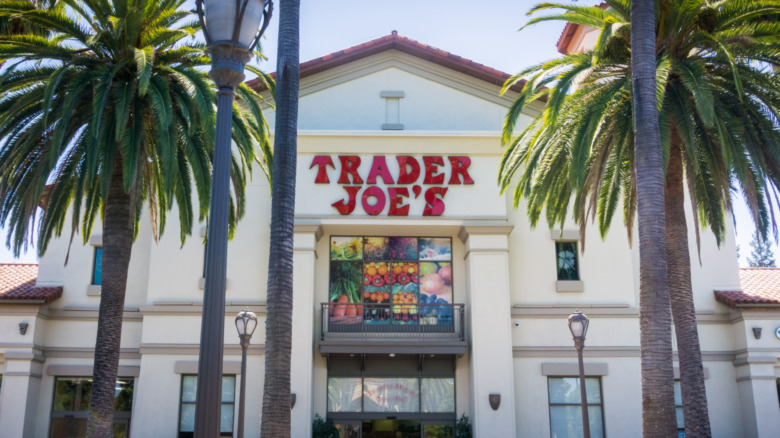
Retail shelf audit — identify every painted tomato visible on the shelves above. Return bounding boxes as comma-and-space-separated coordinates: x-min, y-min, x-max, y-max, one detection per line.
397, 273, 410, 285
364, 274, 372, 286
372, 275, 385, 288
384, 273, 395, 285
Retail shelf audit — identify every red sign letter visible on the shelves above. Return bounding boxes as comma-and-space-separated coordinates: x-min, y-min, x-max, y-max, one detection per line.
387, 187, 410, 216
423, 156, 445, 184
397, 156, 421, 184
366, 156, 395, 184
332, 186, 360, 215
448, 156, 474, 184
361, 186, 386, 215
337, 156, 364, 184
423, 187, 448, 216
310, 155, 334, 183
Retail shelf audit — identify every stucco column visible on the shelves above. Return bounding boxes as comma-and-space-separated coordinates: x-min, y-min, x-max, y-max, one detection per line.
290, 223, 321, 438
733, 355, 780, 438
0, 351, 43, 437
458, 224, 516, 436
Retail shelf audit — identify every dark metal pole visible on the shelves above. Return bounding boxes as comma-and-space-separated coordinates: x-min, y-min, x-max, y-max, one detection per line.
238, 335, 250, 438
194, 42, 250, 438
576, 340, 591, 438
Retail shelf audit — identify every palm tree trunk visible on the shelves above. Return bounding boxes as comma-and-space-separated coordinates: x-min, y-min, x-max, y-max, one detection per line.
87, 159, 134, 437
665, 139, 711, 437
261, 0, 300, 436
630, 0, 678, 436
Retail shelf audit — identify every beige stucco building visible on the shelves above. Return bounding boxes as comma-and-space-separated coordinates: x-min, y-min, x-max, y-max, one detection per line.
0, 33, 779, 438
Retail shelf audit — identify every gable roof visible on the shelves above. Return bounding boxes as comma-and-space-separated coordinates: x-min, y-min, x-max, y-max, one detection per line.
0, 263, 62, 304
714, 268, 780, 309
247, 31, 526, 93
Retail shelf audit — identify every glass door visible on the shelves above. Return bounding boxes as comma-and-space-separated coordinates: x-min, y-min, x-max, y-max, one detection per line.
422, 421, 454, 438
334, 422, 360, 438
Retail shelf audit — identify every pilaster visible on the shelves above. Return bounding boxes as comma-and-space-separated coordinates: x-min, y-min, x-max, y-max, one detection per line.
0, 350, 44, 437
458, 224, 516, 436
733, 354, 780, 437
290, 223, 322, 438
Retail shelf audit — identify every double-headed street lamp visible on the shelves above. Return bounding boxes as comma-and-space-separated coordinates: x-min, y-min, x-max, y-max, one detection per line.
568, 311, 591, 438
235, 309, 258, 438
193, 1, 272, 437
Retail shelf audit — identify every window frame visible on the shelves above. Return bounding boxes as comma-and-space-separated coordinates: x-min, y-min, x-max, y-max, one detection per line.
178, 374, 236, 438
547, 376, 606, 438
674, 380, 685, 433
92, 246, 103, 286
554, 240, 580, 281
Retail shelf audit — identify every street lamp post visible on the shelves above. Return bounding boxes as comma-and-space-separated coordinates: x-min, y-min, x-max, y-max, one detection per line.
235, 309, 258, 438
568, 311, 591, 438
193, 2, 272, 437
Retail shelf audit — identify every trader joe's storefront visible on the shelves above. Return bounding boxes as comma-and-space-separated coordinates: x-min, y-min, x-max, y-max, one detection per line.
327, 355, 457, 438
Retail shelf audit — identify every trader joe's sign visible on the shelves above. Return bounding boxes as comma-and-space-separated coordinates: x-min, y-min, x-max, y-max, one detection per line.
309, 155, 474, 216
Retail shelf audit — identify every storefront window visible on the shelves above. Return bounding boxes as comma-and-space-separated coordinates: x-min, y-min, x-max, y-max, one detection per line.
329, 236, 453, 328
328, 377, 362, 412
547, 377, 604, 438
327, 376, 455, 415
179, 375, 235, 438
363, 377, 420, 412
49, 377, 134, 438
421, 378, 455, 413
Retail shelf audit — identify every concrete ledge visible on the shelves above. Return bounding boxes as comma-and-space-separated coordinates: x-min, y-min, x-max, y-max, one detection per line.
89, 235, 102, 246
174, 360, 242, 374
380, 90, 405, 98
86, 285, 101, 296
139, 343, 264, 356
673, 367, 709, 379
46, 364, 140, 377
381, 123, 404, 130
551, 229, 579, 241
541, 362, 608, 376
733, 356, 778, 366
736, 375, 777, 382
556, 281, 584, 292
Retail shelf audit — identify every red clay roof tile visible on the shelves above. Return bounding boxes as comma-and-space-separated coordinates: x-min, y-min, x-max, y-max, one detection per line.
714, 268, 780, 308
0, 263, 62, 304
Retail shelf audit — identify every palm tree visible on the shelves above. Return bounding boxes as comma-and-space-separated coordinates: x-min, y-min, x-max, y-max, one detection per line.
261, 0, 299, 436
0, 0, 271, 435
500, 1, 780, 436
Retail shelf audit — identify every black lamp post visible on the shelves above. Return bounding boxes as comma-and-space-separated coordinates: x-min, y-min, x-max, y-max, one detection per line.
568, 311, 591, 438
193, 1, 272, 437
235, 308, 258, 438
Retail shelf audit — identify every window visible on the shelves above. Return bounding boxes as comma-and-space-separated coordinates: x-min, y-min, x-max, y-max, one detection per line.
49, 376, 133, 438
548, 377, 604, 438
92, 247, 103, 285
326, 376, 456, 415
179, 375, 235, 438
674, 381, 684, 434
555, 241, 579, 281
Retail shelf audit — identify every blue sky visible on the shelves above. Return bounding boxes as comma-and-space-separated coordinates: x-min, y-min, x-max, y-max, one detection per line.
0, 0, 769, 265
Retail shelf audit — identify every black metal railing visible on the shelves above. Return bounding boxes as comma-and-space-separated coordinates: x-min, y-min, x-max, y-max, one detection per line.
320, 303, 465, 341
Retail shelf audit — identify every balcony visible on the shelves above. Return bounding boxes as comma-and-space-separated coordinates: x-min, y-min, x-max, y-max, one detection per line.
319, 303, 467, 356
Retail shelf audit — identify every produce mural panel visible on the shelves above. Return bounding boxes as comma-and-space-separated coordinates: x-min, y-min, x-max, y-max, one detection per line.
329, 236, 452, 327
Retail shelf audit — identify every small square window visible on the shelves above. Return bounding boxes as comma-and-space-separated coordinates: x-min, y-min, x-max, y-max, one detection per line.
92, 247, 103, 286
555, 241, 579, 281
